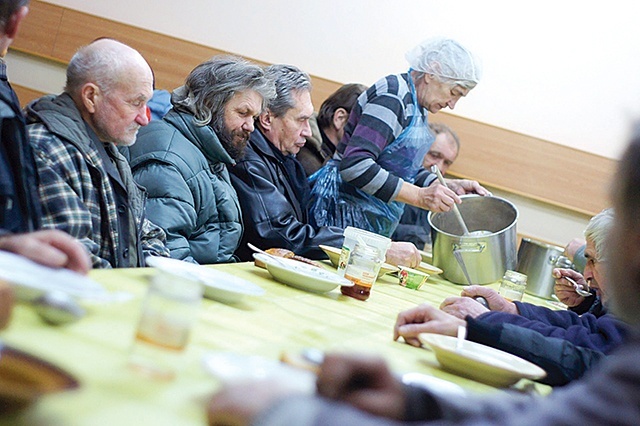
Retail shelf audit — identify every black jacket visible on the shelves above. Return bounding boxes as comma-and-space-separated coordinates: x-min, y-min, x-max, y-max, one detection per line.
0, 63, 41, 233
229, 129, 344, 261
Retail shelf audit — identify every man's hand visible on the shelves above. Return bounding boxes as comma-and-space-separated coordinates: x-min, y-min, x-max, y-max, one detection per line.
553, 268, 587, 307
0, 280, 13, 329
393, 303, 465, 347
0, 230, 91, 274
440, 296, 489, 319
208, 378, 304, 426
316, 353, 406, 421
386, 242, 421, 268
444, 178, 491, 196
460, 285, 518, 314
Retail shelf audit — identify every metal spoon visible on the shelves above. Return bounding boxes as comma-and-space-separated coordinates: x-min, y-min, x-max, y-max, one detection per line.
32, 291, 85, 325
247, 243, 289, 267
563, 275, 592, 298
431, 165, 470, 236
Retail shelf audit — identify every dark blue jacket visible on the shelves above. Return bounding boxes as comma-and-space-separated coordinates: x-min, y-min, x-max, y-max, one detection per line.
467, 301, 629, 385
0, 62, 41, 233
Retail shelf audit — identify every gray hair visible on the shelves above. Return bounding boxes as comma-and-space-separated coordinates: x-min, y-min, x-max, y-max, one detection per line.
584, 208, 615, 262
65, 38, 134, 96
172, 55, 276, 126
264, 64, 312, 117
0, 0, 28, 32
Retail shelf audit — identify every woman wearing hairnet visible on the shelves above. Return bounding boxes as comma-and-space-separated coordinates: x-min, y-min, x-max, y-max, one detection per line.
308, 37, 490, 237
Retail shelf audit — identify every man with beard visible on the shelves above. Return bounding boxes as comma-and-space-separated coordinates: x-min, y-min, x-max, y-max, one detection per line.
26, 38, 169, 268
126, 55, 275, 264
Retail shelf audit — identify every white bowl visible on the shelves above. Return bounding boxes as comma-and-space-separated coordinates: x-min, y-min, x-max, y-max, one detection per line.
418, 333, 546, 387
254, 253, 352, 293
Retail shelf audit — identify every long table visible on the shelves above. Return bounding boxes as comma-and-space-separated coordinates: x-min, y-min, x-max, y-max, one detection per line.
0, 261, 552, 425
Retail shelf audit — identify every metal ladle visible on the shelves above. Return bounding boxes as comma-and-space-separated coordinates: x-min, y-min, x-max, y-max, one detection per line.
431, 165, 470, 236
453, 249, 489, 308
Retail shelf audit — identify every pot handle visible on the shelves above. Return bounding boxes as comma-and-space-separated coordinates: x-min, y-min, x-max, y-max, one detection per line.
452, 242, 485, 253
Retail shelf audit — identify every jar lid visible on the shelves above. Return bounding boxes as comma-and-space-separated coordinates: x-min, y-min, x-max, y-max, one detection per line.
353, 242, 382, 259
504, 270, 527, 283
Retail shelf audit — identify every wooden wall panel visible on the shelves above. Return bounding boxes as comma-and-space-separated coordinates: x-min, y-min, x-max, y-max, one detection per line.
433, 114, 616, 215
13, 2, 341, 109
10, 1, 616, 216
13, 84, 46, 107
14, 1, 64, 62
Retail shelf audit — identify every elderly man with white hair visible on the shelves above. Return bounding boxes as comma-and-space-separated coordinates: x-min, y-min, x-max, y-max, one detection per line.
26, 38, 169, 268
394, 208, 628, 386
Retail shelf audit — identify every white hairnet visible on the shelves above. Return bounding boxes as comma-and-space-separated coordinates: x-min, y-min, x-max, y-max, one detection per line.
405, 37, 482, 87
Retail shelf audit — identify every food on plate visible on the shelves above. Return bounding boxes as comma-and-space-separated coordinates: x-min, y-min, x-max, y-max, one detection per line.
253, 248, 322, 269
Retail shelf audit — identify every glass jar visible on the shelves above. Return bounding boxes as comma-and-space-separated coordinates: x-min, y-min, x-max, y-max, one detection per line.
498, 270, 528, 302
341, 243, 382, 301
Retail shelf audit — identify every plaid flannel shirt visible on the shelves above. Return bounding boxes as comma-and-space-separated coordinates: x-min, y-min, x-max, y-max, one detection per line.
26, 94, 169, 268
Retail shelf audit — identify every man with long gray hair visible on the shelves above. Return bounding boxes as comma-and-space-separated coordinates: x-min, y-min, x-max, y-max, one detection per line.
126, 55, 275, 264
26, 38, 169, 268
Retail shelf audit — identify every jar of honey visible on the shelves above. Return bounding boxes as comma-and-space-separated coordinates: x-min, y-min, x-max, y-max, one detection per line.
341, 242, 382, 301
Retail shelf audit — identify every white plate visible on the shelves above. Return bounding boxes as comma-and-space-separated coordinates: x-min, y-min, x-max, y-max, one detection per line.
401, 372, 466, 398
418, 333, 546, 388
253, 253, 353, 293
202, 351, 315, 393
0, 251, 129, 303
415, 261, 443, 275
418, 249, 432, 263
146, 257, 265, 303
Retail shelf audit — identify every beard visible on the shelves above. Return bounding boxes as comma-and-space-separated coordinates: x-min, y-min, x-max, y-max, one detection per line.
211, 115, 251, 161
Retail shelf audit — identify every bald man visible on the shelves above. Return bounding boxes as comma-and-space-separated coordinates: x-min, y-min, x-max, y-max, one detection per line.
25, 38, 169, 268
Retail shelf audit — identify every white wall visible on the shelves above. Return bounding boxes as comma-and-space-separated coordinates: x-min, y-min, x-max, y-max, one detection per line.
41, 0, 640, 160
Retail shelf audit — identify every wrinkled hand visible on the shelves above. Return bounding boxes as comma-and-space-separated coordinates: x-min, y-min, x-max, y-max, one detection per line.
386, 242, 421, 268
208, 378, 305, 426
553, 268, 586, 307
416, 183, 461, 212
0, 230, 91, 274
316, 353, 406, 421
460, 285, 518, 314
444, 178, 491, 196
393, 303, 465, 347
440, 296, 489, 319
564, 238, 586, 261
0, 280, 14, 330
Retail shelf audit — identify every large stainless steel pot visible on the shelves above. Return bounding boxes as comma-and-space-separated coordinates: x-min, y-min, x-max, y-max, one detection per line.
428, 195, 518, 285
516, 238, 564, 299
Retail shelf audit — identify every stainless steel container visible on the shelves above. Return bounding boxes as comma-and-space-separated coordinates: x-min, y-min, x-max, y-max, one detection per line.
516, 238, 565, 299
428, 195, 519, 285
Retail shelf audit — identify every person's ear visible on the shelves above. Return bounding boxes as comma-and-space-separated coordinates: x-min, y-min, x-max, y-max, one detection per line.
5, 6, 29, 40
80, 83, 100, 114
332, 108, 349, 131
257, 110, 273, 131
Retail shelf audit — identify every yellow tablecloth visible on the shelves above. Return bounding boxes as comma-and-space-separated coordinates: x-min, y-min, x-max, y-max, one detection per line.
0, 262, 551, 425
